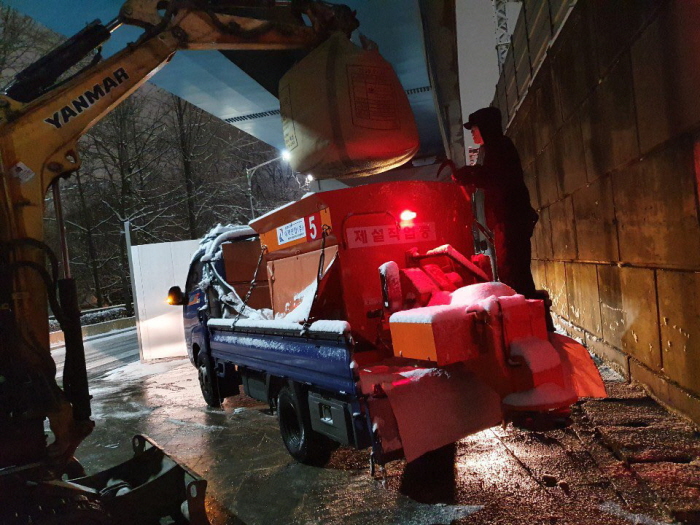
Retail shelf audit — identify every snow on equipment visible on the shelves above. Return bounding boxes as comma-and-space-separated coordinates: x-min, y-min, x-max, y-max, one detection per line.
279, 33, 420, 179
175, 180, 606, 466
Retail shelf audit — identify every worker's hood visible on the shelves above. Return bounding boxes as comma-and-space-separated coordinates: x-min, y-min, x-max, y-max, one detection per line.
464, 107, 503, 142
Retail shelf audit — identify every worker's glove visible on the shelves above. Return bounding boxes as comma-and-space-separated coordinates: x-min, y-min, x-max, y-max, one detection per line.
436, 159, 473, 188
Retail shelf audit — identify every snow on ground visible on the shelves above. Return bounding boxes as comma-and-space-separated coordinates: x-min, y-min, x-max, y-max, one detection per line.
100, 358, 184, 382
92, 405, 155, 421
598, 502, 674, 525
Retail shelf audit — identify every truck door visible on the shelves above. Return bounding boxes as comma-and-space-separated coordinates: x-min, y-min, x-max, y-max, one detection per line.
183, 257, 207, 362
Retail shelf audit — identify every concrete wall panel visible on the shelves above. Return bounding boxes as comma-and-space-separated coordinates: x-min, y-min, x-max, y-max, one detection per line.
614, 142, 700, 269
630, 359, 700, 427
551, 3, 596, 122
580, 53, 639, 180
505, 46, 519, 118
573, 175, 618, 262
597, 265, 623, 349
598, 266, 660, 370
496, 0, 700, 422
523, 161, 539, 212
536, 141, 559, 207
549, 196, 576, 260
657, 270, 700, 396
532, 206, 552, 261
632, 2, 700, 154
532, 62, 561, 154
523, 0, 551, 74
511, 96, 536, 168
591, 0, 659, 78
557, 116, 588, 195
566, 262, 602, 337
513, 17, 532, 96
631, 16, 670, 154
531, 259, 546, 292
546, 261, 568, 318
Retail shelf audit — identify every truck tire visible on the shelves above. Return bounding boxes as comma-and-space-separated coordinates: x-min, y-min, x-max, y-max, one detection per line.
277, 385, 330, 465
197, 354, 222, 407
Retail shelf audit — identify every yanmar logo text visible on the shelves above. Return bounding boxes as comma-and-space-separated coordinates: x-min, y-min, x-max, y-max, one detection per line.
44, 68, 130, 129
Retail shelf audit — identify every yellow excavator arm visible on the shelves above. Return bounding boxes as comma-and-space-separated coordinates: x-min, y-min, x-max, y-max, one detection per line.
0, 0, 357, 487
1, 0, 357, 242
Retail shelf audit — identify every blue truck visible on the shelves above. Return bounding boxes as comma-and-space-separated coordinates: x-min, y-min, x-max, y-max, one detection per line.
168, 181, 605, 466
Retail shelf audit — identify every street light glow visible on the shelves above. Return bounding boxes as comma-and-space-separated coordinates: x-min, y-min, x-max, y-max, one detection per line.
306, 174, 314, 183
246, 150, 293, 219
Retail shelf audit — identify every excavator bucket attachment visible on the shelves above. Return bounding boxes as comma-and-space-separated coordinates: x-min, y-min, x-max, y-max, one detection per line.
74, 434, 209, 524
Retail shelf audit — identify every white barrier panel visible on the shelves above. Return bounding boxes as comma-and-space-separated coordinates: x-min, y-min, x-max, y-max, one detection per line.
131, 239, 200, 361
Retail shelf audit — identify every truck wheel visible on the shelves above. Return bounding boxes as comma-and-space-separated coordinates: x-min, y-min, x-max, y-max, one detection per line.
277, 385, 330, 465
198, 354, 222, 407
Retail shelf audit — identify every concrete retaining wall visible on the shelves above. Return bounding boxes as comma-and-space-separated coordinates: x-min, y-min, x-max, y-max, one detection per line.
493, 0, 700, 424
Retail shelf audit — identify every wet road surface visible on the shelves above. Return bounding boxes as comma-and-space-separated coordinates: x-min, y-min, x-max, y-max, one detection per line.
74, 356, 700, 525
52, 328, 140, 380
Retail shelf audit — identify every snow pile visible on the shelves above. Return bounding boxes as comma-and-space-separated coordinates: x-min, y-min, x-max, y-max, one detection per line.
210, 315, 350, 336
464, 294, 502, 317
272, 255, 337, 323
502, 382, 575, 408
201, 261, 266, 320
192, 223, 269, 321
281, 280, 318, 322
100, 359, 183, 382
599, 502, 669, 525
197, 224, 256, 263
509, 337, 561, 373
210, 318, 302, 332
450, 281, 516, 306
397, 367, 449, 381
49, 305, 128, 331
389, 304, 464, 324
307, 320, 351, 334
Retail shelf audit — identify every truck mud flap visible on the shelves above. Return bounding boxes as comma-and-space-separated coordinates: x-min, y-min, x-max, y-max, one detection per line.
362, 364, 502, 463
74, 434, 209, 524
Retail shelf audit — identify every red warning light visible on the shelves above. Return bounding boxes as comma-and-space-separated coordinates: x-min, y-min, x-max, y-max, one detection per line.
400, 210, 417, 221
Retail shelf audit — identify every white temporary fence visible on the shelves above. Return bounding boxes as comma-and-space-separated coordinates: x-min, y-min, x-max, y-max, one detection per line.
129, 238, 200, 361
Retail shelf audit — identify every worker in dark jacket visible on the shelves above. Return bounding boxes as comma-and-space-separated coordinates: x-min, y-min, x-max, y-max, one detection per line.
453, 106, 538, 298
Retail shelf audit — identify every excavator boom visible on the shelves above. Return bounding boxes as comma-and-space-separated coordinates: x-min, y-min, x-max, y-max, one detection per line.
0, 2, 357, 523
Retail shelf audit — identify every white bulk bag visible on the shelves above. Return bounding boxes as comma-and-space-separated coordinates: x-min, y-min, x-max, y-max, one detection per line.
279, 33, 420, 179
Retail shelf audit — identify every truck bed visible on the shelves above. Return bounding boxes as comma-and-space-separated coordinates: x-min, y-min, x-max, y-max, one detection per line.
207, 318, 356, 396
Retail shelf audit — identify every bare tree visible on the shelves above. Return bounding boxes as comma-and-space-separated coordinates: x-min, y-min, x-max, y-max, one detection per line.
79, 91, 177, 312
0, 3, 58, 87
162, 94, 249, 237
1, 1, 305, 309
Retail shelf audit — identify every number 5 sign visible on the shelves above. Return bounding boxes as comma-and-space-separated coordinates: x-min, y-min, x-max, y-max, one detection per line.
262, 207, 332, 252
305, 213, 321, 241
